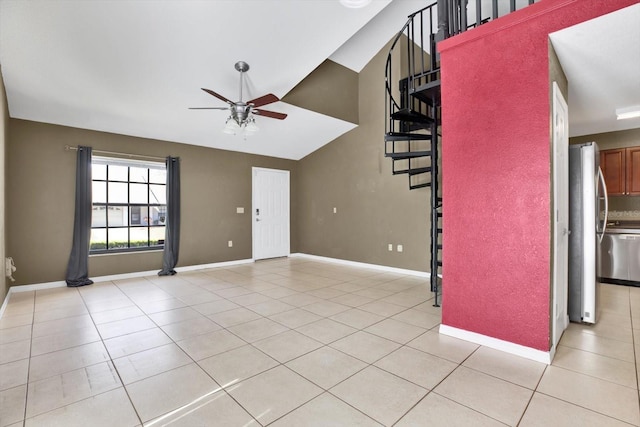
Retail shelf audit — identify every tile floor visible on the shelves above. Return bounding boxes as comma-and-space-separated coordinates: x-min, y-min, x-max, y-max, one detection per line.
0, 257, 638, 426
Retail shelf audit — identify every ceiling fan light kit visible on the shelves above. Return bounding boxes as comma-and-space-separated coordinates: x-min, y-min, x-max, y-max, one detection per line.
245, 118, 259, 135
190, 61, 287, 137
223, 117, 241, 135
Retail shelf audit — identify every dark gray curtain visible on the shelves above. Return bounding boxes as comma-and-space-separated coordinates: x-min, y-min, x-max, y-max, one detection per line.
66, 146, 94, 287
158, 156, 180, 276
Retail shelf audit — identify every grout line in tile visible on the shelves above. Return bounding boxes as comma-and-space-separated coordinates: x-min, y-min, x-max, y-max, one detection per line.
22, 386, 136, 425
533, 388, 639, 427
268, 386, 381, 427
627, 287, 640, 419
20, 289, 36, 426
11, 261, 639, 426
514, 368, 545, 426
549, 351, 638, 391
76, 284, 145, 427
511, 363, 552, 426
420, 391, 511, 427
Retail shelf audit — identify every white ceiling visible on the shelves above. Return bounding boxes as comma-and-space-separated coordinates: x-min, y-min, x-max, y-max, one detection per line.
1, 0, 434, 160
1, 1, 638, 160
550, 3, 640, 137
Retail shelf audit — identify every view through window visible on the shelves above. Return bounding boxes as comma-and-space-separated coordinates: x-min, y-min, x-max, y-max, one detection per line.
90, 156, 167, 253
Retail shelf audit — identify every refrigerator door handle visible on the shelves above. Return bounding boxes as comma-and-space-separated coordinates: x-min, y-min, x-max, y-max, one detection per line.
598, 167, 608, 243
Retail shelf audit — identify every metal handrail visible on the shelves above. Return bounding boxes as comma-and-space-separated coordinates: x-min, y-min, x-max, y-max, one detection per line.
384, 0, 540, 306
384, 2, 438, 142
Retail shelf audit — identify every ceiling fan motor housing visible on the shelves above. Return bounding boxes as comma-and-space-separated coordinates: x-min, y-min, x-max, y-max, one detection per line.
232, 103, 251, 123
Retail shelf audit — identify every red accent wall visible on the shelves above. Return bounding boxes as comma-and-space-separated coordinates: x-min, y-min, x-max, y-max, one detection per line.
439, 0, 637, 351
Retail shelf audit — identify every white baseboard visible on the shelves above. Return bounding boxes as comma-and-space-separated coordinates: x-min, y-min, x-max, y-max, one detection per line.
175, 259, 254, 273
0, 289, 11, 320
0, 258, 254, 318
93, 258, 255, 283
1, 255, 425, 319
290, 253, 430, 278
439, 324, 552, 364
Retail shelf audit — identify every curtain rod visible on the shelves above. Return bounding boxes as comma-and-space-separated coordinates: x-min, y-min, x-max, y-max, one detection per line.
65, 145, 167, 162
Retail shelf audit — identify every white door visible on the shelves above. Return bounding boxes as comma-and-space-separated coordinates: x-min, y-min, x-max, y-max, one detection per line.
252, 167, 290, 260
552, 81, 569, 353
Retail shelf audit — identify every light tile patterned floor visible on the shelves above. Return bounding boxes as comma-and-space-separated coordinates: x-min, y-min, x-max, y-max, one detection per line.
0, 257, 638, 426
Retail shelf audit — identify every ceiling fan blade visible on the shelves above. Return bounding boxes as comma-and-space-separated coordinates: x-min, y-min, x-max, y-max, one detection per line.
189, 107, 229, 110
248, 93, 279, 108
254, 109, 287, 120
201, 88, 233, 104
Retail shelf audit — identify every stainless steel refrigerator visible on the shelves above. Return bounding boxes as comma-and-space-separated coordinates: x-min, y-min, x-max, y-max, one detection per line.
568, 142, 608, 324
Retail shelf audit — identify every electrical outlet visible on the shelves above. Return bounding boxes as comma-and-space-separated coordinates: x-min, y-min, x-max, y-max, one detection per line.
397, 244, 403, 252
228, 240, 233, 248
236, 207, 244, 214
388, 244, 393, 251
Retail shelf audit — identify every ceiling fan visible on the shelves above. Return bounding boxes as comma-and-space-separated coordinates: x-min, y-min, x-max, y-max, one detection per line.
190, 61, 287, 135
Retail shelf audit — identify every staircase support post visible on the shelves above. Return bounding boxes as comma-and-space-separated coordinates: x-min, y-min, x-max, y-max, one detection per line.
431, 95, 441, 307
435, 0, 448, 50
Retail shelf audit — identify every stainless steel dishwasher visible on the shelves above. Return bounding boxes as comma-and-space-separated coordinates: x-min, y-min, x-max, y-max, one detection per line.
600, 227, 640, 283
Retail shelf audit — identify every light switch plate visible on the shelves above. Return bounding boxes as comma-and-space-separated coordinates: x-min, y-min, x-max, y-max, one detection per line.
237, 207, 244, 214
397, 244, 403, 252
228, 240, 233, 247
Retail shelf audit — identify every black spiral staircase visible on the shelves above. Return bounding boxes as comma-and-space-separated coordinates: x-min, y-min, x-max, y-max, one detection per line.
384, 0, 538, 307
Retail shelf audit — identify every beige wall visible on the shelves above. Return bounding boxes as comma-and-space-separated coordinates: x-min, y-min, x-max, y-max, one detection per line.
4, 39, 432, 288
296, 40, 431, 272
283, 60, 359, 124
7, 120, 297, 286
570, 128, 640, 150
549, 43, 568, 103
0, 68, 7, 301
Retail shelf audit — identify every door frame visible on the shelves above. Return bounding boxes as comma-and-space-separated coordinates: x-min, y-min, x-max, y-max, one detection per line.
251, 167, 291, 260
551, 81, 570, 356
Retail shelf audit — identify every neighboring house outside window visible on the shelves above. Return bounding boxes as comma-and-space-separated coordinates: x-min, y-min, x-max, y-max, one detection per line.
90, 156, 166, 253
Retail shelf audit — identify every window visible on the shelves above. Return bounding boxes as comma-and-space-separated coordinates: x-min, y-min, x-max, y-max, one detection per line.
90, 156, 166, 253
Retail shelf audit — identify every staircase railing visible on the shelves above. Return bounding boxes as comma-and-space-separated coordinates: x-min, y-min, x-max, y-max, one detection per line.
384, 3, 438, 143
440, 0, 537, 40
385, 0, 540, 116
384, 0, 539, 307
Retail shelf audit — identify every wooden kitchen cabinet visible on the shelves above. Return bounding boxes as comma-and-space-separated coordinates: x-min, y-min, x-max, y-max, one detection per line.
627, 146, 640, 195
600, 148, 626, 195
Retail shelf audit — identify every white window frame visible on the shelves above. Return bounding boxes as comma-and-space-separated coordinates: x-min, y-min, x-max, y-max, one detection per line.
90, 156, 167, 254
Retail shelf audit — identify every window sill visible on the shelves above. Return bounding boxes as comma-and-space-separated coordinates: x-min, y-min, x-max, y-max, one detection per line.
89, 249, 164, 257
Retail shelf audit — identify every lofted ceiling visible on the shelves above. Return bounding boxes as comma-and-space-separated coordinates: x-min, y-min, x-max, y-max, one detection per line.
0, 0, 426, 160
1, 1, 638, 161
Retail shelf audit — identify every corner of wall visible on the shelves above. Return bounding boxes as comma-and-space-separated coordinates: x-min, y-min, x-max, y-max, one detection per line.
0, 64, 8, 303
282, 60, 359, 124
295, 37, 430, 273
439, 0, 637, 352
